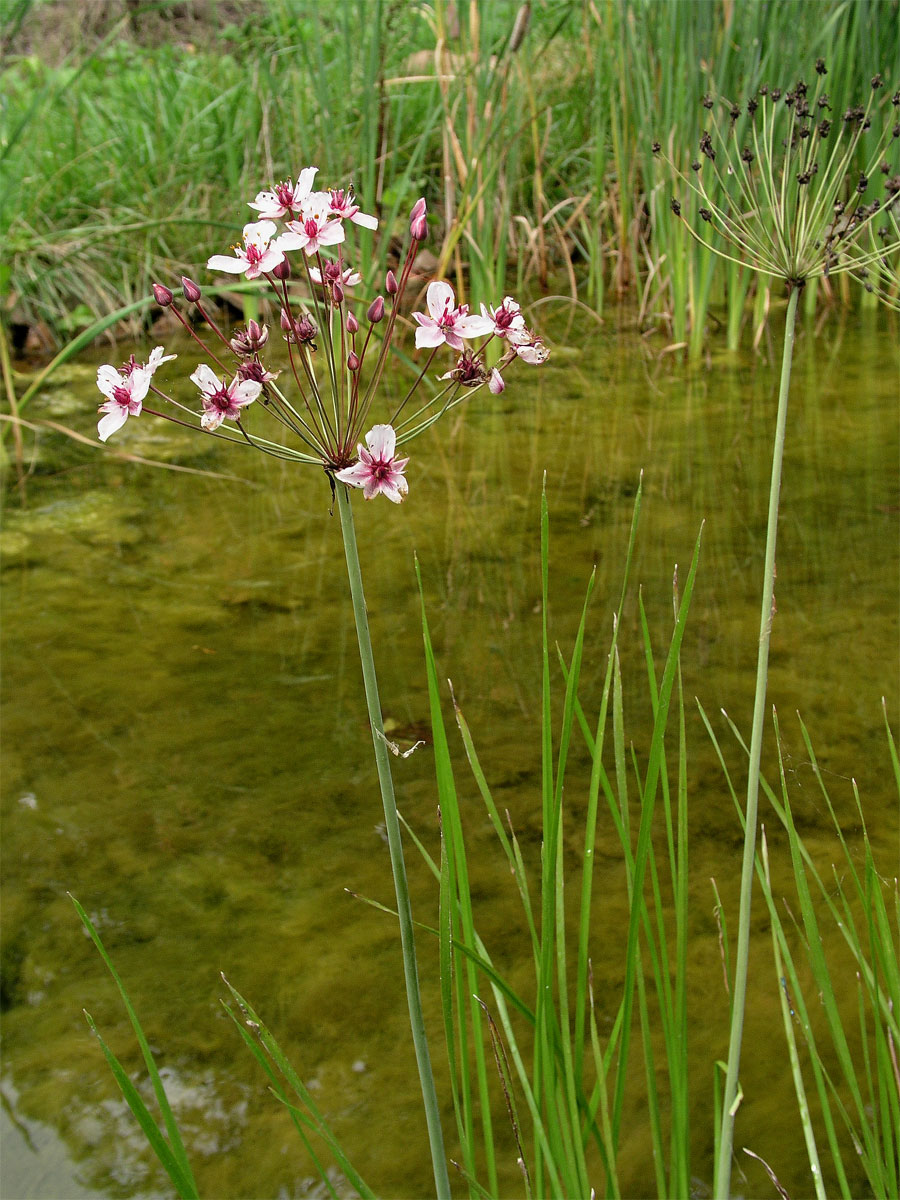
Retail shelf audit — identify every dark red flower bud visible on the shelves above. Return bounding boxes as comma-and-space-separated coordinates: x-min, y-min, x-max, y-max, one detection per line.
385, 270, 398, 295
272, 257, 291, 280
367, 296, 385, 323
283, 312, 317, 346
181, 276, 201, 302
152, 283, 174, 307
332, 281, 344, 305
347, 352, 360, 371
346, 312, 359, 334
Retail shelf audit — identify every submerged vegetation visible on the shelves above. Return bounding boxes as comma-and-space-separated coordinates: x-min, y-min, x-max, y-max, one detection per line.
2, 0, 898, 353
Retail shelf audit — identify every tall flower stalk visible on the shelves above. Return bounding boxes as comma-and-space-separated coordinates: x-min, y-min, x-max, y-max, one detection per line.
94, 176, 547, 1198
658, 65, 899, 1198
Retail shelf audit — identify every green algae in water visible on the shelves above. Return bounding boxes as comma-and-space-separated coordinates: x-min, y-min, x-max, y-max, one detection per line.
1, 306, 898, 1198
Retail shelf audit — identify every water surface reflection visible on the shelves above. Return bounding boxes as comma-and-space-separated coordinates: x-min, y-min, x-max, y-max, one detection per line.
2, 304, 898, 1197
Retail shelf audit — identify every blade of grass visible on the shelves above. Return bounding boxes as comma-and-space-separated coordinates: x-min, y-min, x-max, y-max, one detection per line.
70, 895, 198, 1198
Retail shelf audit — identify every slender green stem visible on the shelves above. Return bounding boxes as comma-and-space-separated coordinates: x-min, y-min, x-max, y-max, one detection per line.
714, 284, 800, 1198
335, 483, 451, 1200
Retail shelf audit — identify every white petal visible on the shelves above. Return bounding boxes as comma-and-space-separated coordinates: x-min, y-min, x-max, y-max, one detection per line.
200, 410, 225, 431
379, 473, 408, 503
190, 364, 222, 395
456, 314, 494, 338
248, 190, 279, 214
146, 346, 176, 371
415, 323, 446, 349
96, 364, 122, 400
243, 220, 277, 243
98, 407, 129, 442
295, 166, 318, 198
258, 246, 285, 272
350, 210, 379, 230
303, 190, 332, 218
426, 280, 455, 319
231, 379, 262, 405
516, 342, 549, 364
364, 424, 396, 459
128, 367, 152, 404
207, 253, 248, 274
275, 231, 306, 253
316, 221, 345, 247
335, 462, 370, 488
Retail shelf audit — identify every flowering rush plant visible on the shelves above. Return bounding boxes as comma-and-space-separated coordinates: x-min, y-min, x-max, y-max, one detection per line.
91, 169, 548, 1198
95, 169, 548, 503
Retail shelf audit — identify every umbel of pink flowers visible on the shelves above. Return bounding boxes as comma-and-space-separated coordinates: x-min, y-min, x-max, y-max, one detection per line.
95, 172, 548, 502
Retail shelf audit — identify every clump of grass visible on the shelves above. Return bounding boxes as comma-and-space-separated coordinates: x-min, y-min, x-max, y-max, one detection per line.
407, 479, 707, 1196
701, 701, 900, 1198
4, 0, 897, 349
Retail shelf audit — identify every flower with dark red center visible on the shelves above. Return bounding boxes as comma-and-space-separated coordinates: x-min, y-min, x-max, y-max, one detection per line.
328, 187, 378, 230
248, 168, 318, 220
480, 295, 527, 340
207, 222, 285, 280
412, 281, 493, 351
190, 364, 262, 431
335, 424, 409, 503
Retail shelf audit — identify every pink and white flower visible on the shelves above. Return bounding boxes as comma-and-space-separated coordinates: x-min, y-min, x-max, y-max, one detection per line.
277, 192, 346, 257
308, 263, 362, 288
248, 168, 318, 220
328, 188, 378, 230
412, 281, 493, 351
335, 424, 409, 503
509, 328, 550, 364
96, 363, 152, 441
480, 296, 527, 341
207, 221, 285, 280
190, 364, 262, 431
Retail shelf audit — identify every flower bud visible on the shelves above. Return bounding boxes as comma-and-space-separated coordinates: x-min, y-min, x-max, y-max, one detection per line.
385, 270, 398, 295
347, 351, 360, 371
247, 318, 267, 346
489, 368, 505, 394
230, 320, 269, 356
294, 313, 317, 345
237, 359, 276, 385
332, 281, 344, 305
272, 257, 291, 280
346, 312, 359, 334
181, 276, 201, 302
410, 197, 428, 241
367, 296, 385, 323
152, 283, 174, 307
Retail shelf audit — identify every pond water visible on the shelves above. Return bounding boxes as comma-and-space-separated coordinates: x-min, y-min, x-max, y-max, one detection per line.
1, 301, 898, 1199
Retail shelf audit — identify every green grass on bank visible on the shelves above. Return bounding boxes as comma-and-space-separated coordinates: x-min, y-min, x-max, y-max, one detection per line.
2, 0, 898, 348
